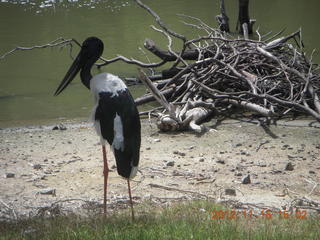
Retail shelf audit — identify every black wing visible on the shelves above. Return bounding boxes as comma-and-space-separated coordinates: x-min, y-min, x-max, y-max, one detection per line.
95, 89, 141, 178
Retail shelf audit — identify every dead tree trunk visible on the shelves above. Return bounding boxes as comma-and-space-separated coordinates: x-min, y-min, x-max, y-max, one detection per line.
237, 0, 253, 35
216, 0, 230, 32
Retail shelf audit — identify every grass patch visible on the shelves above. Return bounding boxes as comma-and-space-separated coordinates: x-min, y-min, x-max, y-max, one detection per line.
1, 201, 319, 240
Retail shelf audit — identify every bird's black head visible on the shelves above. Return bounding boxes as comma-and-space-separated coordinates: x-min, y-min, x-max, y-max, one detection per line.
80, 37, 104, 63
54, 37, 104, 96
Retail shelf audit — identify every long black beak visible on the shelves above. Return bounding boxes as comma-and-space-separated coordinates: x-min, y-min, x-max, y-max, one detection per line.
54, 52, 83, 96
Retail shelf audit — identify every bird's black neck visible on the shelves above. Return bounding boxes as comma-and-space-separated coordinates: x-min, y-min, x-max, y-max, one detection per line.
80, 59, 95, 90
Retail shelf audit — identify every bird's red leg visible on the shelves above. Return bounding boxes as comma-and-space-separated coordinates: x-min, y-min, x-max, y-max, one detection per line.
102, 145, 109, 214
127, 179, 135, 220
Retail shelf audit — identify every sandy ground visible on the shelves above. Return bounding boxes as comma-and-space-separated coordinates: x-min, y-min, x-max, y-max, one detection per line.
1, 118, 320, 220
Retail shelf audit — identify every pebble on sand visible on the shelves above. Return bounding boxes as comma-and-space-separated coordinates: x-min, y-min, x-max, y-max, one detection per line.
4, 173, 15, 178
242, 174, 251, 184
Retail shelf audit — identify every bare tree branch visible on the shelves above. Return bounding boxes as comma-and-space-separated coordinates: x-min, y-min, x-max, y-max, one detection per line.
0, 38, 80, 61
133, 0, 186, 42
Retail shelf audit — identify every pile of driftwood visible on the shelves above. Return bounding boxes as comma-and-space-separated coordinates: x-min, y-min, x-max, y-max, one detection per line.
128, 0, 320, 132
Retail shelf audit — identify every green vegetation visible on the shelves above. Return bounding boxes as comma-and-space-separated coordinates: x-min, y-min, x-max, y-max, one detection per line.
1, 201, 319, 240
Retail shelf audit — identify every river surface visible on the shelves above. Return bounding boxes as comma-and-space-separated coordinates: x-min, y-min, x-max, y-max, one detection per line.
0, 0, 320, 127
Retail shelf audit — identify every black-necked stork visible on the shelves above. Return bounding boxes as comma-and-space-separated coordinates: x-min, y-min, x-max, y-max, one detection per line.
54, 37, 141, 218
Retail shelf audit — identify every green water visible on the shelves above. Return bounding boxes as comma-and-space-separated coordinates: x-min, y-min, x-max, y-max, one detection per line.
0, 0, 320, 128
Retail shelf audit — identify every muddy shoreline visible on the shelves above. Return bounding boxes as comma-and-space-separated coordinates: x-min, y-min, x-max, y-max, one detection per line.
1, 118, 319, 220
